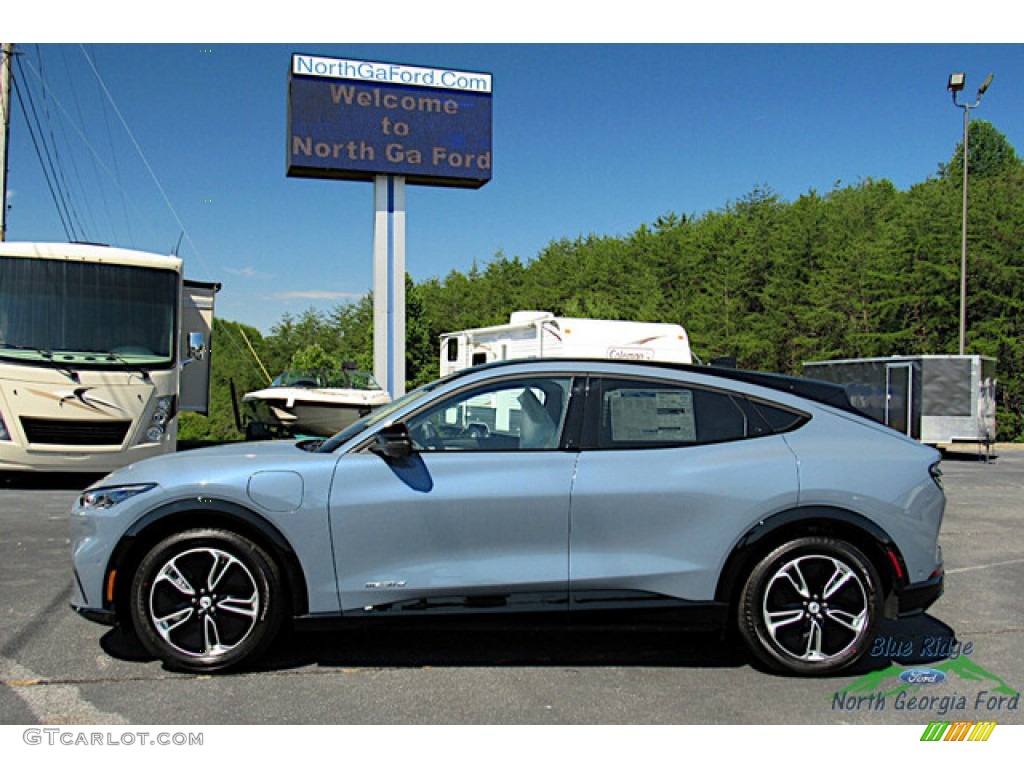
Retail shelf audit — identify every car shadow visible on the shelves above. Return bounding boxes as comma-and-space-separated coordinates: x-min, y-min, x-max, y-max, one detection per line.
842, 613, 959, 676
101, 618, 746, 672
264, 620, 745, 671
100, 613, 961, 677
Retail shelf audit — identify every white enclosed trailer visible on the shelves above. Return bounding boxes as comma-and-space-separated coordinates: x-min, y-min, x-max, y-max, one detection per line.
440, 311, 692, 377
802, 355, 997, 446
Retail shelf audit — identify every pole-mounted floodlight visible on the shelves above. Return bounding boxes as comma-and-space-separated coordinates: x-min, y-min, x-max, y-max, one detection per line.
948, 72, 995, 355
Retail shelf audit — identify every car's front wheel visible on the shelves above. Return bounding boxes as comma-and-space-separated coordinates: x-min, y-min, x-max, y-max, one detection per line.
129, 528, 284, 673
738, 536, 881, 675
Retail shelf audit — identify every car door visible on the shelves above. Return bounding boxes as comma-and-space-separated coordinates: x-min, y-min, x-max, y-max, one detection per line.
568, 374, 801, 608
329, 374, 579, 614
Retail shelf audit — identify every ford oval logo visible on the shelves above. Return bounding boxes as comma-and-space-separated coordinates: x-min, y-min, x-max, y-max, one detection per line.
899, 668, 947, 685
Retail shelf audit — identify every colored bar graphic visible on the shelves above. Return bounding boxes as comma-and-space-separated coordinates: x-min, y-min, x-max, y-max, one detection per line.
945, 721, 973, 741
968, 722, 997, 741
920, 721, 996, 742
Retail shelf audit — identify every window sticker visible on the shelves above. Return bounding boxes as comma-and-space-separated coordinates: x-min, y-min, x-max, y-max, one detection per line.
608, 389, 696, 442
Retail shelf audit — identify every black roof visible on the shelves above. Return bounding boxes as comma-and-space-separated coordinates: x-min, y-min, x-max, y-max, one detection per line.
453, 358, 865, 418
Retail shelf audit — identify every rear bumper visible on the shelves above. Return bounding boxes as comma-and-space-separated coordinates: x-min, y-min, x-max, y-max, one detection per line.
894, 570, 944, 617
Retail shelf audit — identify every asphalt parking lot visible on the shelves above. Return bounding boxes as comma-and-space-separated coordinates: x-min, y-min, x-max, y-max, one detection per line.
0, 447, 1022, 727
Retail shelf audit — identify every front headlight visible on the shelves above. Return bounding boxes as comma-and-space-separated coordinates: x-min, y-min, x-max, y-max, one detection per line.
79, 483, 157, 510
143, 396, 177, 443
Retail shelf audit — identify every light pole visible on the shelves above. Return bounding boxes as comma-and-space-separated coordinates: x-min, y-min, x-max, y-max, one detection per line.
947, 71, 994, 356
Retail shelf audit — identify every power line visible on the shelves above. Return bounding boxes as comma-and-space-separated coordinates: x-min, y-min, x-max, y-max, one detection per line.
14, 48, 156, 243
34, 44, 89, 241
83, 44, 134, 247
77, 45, 215, 282
10, 61, 74, 239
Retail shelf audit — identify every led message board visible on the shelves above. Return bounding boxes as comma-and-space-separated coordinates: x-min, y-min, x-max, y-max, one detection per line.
287, 53, 492, 188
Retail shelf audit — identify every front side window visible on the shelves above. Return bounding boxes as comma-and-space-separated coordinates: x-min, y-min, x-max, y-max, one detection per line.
405, 376, 573, 452
590, 377, 793, 449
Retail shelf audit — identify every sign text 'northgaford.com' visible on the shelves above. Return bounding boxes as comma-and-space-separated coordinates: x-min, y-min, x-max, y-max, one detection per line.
287, 53, 492, 188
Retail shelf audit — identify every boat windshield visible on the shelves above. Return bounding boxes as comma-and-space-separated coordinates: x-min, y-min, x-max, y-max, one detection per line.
271, 368, 383, 390
317, 380, 440, 453
0, 256, 178, 368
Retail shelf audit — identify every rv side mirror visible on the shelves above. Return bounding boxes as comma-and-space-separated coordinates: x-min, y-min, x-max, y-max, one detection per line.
370, 423, 414, 461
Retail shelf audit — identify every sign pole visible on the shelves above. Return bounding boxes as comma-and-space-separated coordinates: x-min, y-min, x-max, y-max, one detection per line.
373, 174, 406, 398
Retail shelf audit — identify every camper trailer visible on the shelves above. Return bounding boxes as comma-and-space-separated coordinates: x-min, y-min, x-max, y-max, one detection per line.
440, 311, 692, 376
802, 355, 997, 447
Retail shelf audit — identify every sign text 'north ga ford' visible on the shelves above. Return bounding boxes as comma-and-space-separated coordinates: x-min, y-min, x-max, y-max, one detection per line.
287, 54, 493, 188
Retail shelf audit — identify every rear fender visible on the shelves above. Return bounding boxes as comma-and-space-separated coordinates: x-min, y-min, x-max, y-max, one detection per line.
716, 506, 907, 613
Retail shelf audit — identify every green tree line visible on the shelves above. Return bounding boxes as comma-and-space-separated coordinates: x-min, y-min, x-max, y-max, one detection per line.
181, 120, 1024, 442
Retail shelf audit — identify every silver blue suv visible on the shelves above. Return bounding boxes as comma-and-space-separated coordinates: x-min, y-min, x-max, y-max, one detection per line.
70, 359, 945, 675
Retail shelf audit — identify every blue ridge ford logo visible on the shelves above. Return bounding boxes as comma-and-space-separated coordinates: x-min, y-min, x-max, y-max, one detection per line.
899, 668, 948, 685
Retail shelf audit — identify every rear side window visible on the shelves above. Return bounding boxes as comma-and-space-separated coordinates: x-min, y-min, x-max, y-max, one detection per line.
747, 398, 808, 434
588, 377, 805, 449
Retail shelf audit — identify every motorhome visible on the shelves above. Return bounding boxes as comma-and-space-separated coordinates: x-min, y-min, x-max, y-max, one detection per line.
0, 242, 218, 472
440, 311, 692, 377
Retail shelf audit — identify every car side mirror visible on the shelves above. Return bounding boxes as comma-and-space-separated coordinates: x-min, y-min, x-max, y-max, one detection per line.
370, 423, 414, 461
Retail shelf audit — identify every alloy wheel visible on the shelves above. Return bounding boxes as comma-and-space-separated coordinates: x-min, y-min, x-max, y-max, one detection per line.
147, 546, 261, 659
761, 553, 869, 663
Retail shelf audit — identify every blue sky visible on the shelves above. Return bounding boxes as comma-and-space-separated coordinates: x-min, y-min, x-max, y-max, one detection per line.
4, 32, 1023, 333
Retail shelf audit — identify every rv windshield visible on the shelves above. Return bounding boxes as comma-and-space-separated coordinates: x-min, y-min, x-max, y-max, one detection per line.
0, 256, 178, 368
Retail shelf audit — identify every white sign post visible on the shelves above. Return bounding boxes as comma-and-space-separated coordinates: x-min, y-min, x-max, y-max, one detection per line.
373, 175, 406, 398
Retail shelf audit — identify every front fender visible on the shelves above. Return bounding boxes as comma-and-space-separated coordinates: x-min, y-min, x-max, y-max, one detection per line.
105, 497, 310, 620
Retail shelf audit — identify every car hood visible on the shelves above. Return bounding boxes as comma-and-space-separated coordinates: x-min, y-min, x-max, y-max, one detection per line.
91, 440, 320, 488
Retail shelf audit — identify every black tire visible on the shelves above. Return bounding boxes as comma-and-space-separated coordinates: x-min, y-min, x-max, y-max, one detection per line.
738, 536, 881, 675
129, 528, 284, 673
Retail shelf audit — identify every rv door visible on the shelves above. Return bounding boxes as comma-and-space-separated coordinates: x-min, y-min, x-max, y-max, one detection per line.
179, 280, 220, 414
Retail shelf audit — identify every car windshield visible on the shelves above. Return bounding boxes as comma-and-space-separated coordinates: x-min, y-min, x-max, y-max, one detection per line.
317, 379, 441, 453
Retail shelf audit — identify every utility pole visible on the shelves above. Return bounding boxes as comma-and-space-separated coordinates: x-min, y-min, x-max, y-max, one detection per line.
0, 43, 14, 242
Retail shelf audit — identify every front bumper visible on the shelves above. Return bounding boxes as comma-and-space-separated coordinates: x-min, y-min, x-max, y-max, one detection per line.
71, 562, 117, 625
71, 602, 117, 626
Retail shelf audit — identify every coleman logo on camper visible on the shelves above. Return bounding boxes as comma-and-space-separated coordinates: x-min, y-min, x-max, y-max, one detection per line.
607, 347, 655, 361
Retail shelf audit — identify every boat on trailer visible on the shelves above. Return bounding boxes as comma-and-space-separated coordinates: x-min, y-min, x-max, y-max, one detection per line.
241, 364, 391, 439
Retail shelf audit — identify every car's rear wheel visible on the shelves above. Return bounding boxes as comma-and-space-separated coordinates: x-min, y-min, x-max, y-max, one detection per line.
738, 536, 881, 675
129, 529, 284, 673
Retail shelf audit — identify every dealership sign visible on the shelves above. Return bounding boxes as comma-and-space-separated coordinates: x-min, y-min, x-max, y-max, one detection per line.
287, 53, 492, 188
